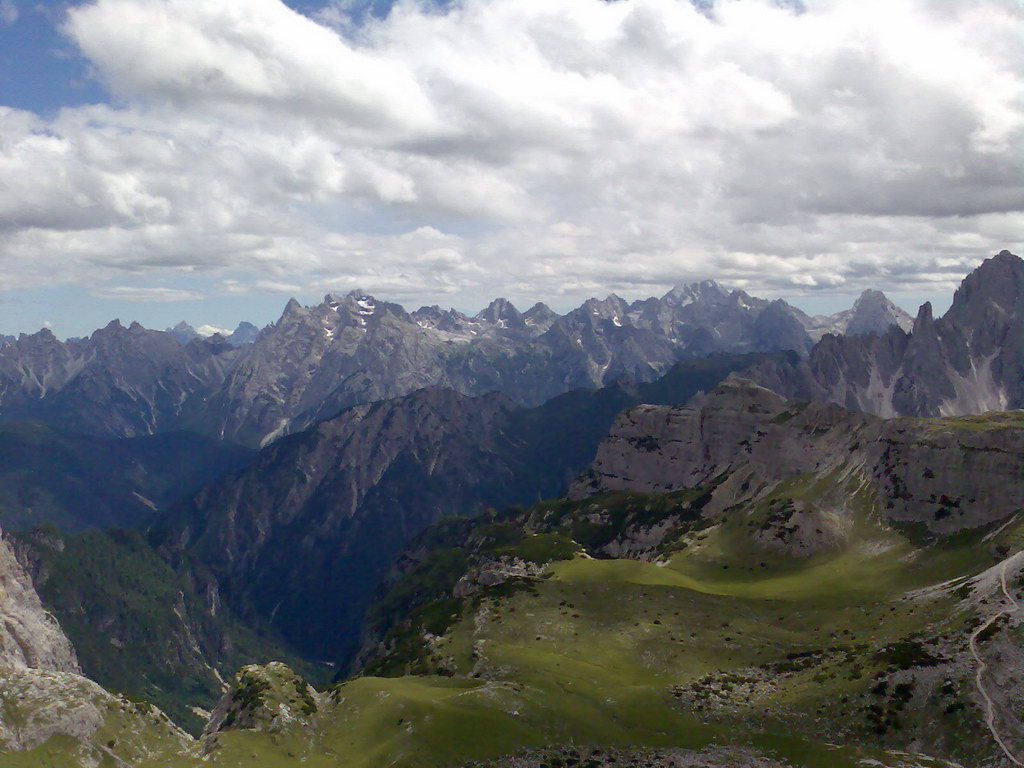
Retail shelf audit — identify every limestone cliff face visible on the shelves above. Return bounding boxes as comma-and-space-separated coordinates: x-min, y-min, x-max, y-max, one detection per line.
0, 530, 78, 674
571, 379, 1024, 533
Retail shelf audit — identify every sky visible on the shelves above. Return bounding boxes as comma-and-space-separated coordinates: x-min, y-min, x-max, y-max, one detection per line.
0, 0, 1021, 338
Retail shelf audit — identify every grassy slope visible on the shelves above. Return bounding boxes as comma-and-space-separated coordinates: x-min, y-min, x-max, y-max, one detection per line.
148, 479, 1019, 768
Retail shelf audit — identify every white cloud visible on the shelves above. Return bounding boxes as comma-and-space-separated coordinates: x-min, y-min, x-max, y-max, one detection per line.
0, 0, 1020, 309
0, 1, 16, 27
91, 286, 206, 302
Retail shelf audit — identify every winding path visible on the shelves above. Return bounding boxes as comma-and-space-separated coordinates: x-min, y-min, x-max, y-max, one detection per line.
969, 553, 1024, 767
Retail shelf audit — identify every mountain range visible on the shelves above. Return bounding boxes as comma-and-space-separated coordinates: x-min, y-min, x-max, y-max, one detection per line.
0, 282, 910, 448
0, 250, 1021, 768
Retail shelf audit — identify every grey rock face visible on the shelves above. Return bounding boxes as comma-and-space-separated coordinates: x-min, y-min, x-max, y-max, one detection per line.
204, 286, 816, 446
571, 378, 1024, 534
748, 251, 1024, 418
0, 665, 191, 756
0, 530, 78, 674
0, 257, 979, 450
844, 289, 914, 336
168, 321, 200, 344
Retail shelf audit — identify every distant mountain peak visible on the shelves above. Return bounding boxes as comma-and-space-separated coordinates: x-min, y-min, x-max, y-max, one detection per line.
664, 279, 730, 306
474, 298, 523, 326
804, 288, 912, 340
844, 288, 913, 337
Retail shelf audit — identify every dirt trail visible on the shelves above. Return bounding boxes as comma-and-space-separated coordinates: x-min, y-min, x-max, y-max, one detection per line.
969, 551, 1024, 767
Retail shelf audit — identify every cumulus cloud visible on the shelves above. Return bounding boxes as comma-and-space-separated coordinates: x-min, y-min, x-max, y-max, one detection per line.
0, 0, 1020, 309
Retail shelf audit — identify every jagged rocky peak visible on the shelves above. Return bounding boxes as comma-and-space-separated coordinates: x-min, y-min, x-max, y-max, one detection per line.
411, 304, 446, 324
275, 291, 381, 335
93, 318, 124, 336
227, 321, 260, 346
845, 289, 914, 336
578, 294, 630, 322
411, 304, 471, 332
752, 299, 814, 355
168, 321, 198, 344
474, 297, 525, 328
730, 288, 766, 310
16, 327, 60, 345
803, 289, 912, 340
324, 289, 375, 308
279, 297, 307, 323
946, 249, 1024, 321
523, 301, 558, 330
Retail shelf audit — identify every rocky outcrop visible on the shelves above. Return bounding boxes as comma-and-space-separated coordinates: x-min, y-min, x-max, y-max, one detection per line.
204, 662, 321, 737
0, 665, 192, 757
571, 378, 1024, 533
452, 557, 549, 598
